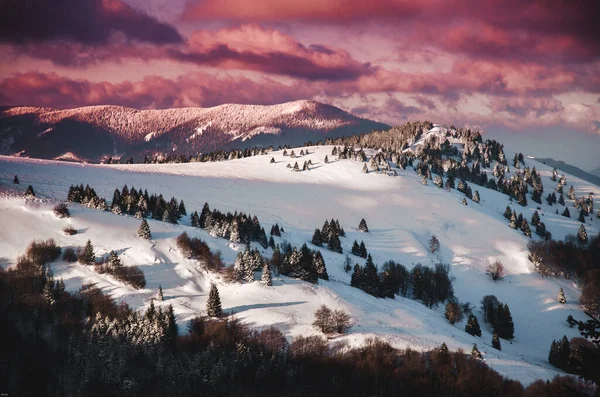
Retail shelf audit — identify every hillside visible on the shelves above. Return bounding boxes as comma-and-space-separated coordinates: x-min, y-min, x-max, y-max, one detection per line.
0, 100, 388, 162
534, 157, 600, 188
1, 125, 598, 387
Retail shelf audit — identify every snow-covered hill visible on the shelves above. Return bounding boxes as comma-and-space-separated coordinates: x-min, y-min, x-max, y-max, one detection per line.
0, 126, 598, 386
0, 100, 388, 161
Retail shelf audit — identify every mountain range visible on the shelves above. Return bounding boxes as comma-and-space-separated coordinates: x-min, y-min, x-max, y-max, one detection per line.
0, 100, 388, 162
533, 157, 600, 187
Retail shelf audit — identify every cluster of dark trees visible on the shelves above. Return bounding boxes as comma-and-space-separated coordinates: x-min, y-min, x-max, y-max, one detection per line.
351, 240, 368, 258
233, 245, 271, 283
311, 219, 345, 253
351, 258, 453, 308
528, 234, 600, 318
175, 232, 224, 272
190, 203, 269, 248
503, 206, 534, 238
481, 295, 515, 340
270, 243, 329, 283
66, 184, 109, 210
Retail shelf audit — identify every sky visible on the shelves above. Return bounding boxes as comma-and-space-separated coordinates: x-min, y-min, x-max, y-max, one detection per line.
0, 0, 599, 170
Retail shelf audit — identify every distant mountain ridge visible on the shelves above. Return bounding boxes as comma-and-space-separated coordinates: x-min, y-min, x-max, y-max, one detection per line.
0, 100, 388, 162
533, 157, 600, 187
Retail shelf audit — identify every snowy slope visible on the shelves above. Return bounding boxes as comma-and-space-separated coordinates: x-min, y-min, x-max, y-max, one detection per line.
0, 128, 598, 386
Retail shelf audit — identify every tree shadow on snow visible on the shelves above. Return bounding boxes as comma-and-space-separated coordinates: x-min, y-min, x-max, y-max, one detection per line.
226, 301, 306, 314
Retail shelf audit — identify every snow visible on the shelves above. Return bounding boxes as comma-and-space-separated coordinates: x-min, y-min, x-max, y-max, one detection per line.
0, 128, 598, 386
144, 132, 158, 142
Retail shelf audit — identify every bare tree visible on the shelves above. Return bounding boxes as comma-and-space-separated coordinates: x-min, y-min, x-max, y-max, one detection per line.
332, 310, 353, 334
486, 260, 505, 281
429, 235, 440, 254
312, 305, 333, 334
444, 301, 463, 324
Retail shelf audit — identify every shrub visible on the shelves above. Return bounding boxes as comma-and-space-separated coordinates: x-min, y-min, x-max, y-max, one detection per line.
25, 239, 61, 265
486, 260, 505, 281
53, 203, 70, 218
63, 227, 77, 235
444, 300, 463, 324
63, 247, 78, 262
176, 232, 223, 272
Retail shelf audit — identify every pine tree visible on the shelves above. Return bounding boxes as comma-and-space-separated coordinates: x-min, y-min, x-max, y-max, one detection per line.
261, 262, 273, 286
199, 202, 210, 228
311, 229, 323, 247
558, 193, 565, 205
157, 285, 164, 301
328, 234, 343, 254
531, 211, 540, 227
137, 219, 152, 239
358, 241, 367, 258
562, 207, 570, 218
465, 314, 482, 337
473, 190, 480, 203
495, 304, 515, 340
521, 219, 531, 237
13, 175, 19, 184
82, 239, 95, 265
577, 224, 588, 244
108, 250, 121, 270
25, 185, 35, 197
492, 331, 501, 350
358, 218, 369, 232
568, 185, 576, 200
324, 155, 329, 164
293, 162, 300, 172
268, 235, 275, 249
313, 251, 328, 280
351, 240, 360, 256
165, 304, 178, 350
578, 209, 585, 223
178, 200, 187, 217
461, 197, 468, 205
206, 283, 222, 317
351, 264, 362, 288
504, 206, 512, 220
270, 157, 275, 164
557, 287, 566, 304
471, 344, 483, 360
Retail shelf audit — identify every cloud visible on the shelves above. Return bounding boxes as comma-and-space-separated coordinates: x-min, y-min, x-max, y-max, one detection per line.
183, 0, 600, 63
0, 71, 315, 109
0, 0, 183, 44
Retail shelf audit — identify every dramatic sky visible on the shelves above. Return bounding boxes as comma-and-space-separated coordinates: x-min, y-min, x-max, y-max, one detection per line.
1, 0, 599, 169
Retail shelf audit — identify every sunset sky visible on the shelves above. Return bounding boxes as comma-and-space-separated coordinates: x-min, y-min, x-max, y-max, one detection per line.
1, 0, 599, 168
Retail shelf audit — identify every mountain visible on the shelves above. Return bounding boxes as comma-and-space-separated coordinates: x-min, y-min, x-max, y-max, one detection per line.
1, 124, 598, 387
0, 100, 388, 162
532, 157, 600, 187
590, 166, 600, 178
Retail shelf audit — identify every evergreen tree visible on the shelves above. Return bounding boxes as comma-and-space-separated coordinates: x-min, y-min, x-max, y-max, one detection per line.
578, 209, 585, 222
328, 234, 343, 254
471, 344, 483, 360
137, 219, 152, 239
82, 239, 95, 265
165, 304, 178, 350
568, 185, 576, 200
314, 251, 329, 280
577, 224, 588, 244
206, 283, 222, 317
157, 285, 164, 301
25, 185, 35, 197
358, 241, 367, 258
162, 207, 177, 224
311, 229, 323, 247
178, 200, 187, 217
521, 219, 531, 237
199, 202, 210, 228
351, 240, 360, 256
108, 250, 121, 271
362, 163, 368, 173
562, 207, 570, 218
495, 304, 515, 340
492, 331, 501, 350
531, 211, 540, 227
324, 155, 329, 164
358, 218, 369, 232
270, 157, 275, 164
13, 175, 19, 184
465, 314, 482, 337
473, 190, 480, 203
351, 264, 362, 288
268, 235, 275, 249
362, 255, 379, 296
261, 262, 273, 286
504, 206, 512, 220
557, 287, 566, 304
461, 198, 468, 205
558, 193, 565, 205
